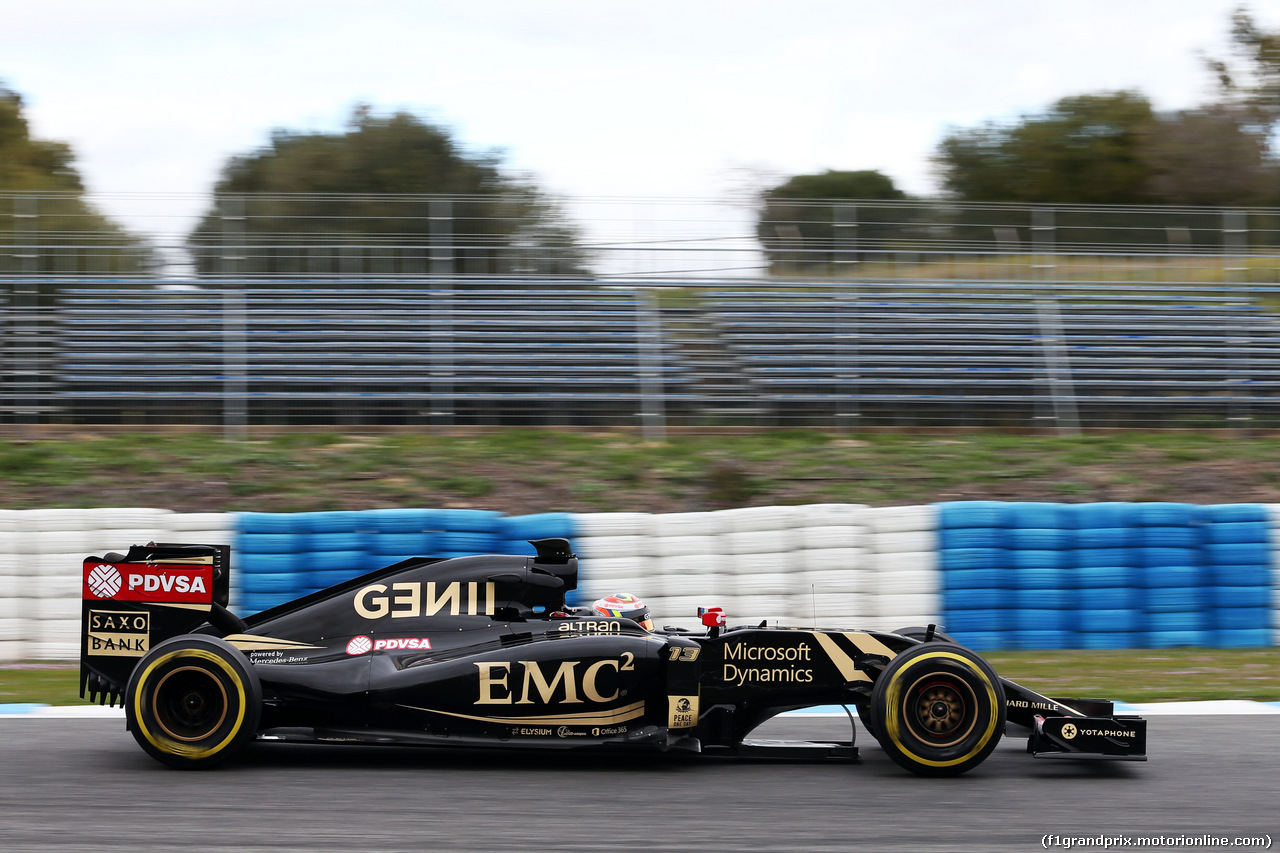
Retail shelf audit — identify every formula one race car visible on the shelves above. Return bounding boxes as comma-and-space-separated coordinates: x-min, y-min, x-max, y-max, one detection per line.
79, 540, 1147, 776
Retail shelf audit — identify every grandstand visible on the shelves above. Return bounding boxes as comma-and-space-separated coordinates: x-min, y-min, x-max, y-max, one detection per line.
1, 278, 1277, 432
695, 283, 1280, 430
50, 282, 690, 427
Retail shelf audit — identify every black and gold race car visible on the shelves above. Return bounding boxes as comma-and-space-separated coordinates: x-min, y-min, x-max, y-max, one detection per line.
79, 539, 1146, 776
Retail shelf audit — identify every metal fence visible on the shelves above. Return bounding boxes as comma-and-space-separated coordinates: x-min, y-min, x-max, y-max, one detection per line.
2, 193, 1279, 435
4, 192, 1279, 282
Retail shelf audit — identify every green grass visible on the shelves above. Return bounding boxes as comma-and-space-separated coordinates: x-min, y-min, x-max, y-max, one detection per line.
0, 666, 84, 706
984, 649, 1280, 702
5, 649, 1278, 706
1, 429, 1280, 513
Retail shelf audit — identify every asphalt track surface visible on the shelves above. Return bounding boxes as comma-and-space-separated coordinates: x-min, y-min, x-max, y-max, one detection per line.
3, 716, 1276, 853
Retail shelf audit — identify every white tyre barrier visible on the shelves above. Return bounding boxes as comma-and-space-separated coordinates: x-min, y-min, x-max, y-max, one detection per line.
799, 547, 865, 573
795, 503, 867, 526
163, 512, 234, 532
798, 525, 866, 550
725, 529, 799, 554
867, 551, 939, 574
575, 535, 649, 560
731, 594, 794, 626
82, 507, 172, 528
0, 597, 21, 620
718, 505, 802, 532
578, 556, 652, 580
801, 567, 868, 595
730, 552, 800, 575
573, 513, 652, 537
15, 530, 92, 555
861, 505, 938, 534
650, 535, 720, 558
85, 528, 169, 553
647, 512, 727, 537
871, 567, 940, 597
869, 529, 937, 554
18, 509, 94, 531
732, 572, 794, 597
874, 591, 940, 622
160, 528, 235, 546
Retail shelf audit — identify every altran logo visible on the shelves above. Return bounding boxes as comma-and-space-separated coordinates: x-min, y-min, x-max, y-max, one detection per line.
346, 636, 374, 655
87, 565, 123, 599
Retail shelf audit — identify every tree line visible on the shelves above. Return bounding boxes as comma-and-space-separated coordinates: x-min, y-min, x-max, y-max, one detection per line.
2, 8, 1278, 276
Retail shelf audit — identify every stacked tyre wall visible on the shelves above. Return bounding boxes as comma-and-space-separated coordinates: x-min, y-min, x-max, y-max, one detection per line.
0, 502, 1275, 660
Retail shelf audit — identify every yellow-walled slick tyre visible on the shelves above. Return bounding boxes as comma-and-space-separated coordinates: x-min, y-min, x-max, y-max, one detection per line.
869, 643, 1005, 777
125, 635, 262, 769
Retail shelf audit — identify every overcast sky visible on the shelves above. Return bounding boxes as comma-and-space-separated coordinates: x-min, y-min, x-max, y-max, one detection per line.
2, 0, 1276, 244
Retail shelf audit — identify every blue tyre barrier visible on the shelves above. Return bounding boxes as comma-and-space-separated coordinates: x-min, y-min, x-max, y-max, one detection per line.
1074, 549, 1133, 569
1140, 564, 1202, 588
939, 527, 1002, 549
501, 512, 577, 541
1201, 504, 1270, 524
1078, 608, 1142, 633
947, 587, 1011, 610
238, 552, 300, 574
1214, 629, 1273, 648
370, 532, 434, 556
311, 568, 366, 587
1007, 527, 1070, 550
1015, 588, 1072, 609
1204, 542, 1271, 566
1074, 527, 1132, 549
1079, 632, 1139, 649
309, 531, 369, 552
1210, 586, 1273, 608
1214, 607, 1272, 630
938, 501, 1009, 528
1011, 549, 1071, 571
239, 571, 304, 595
236, 532, 301, 554
1070, 503, 1132, 529
1080, 586, 1140, 610
1145, 587, 1204, 611
1207, 564, 1272, 587
1133, 503, 1198, 527
941, 609, 1011, 633
302, 550, 367, 573
1074, 565, 1139, 587
1012, 629, 1072, 650
1204, 521, 1271, 544
237, 512, 308, 534
941, 548, 1006, 571
943, 567, 1008, 589
1017, 568, 1072, 590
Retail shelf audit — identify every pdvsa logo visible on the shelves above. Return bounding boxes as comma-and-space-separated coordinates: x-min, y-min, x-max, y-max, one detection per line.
346, 636, 432, 655
83, 562, 211, 603
86, 565, 123, 599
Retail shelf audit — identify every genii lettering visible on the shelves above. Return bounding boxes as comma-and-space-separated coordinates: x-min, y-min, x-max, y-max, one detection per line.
355, 581, 495, 619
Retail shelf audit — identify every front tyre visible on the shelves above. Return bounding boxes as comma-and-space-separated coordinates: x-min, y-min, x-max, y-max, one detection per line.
125, 635, 262, 769
869, 643, 1004, 777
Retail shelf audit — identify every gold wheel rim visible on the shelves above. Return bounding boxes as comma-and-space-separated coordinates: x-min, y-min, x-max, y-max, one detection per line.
152, 665, 230, 743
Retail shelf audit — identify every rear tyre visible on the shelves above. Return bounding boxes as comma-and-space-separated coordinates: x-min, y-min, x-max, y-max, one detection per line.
126, 635, 262, 769
869, 643, 1004, 777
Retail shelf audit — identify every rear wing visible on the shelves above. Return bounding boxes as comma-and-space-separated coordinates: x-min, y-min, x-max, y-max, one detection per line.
80, 543, 231, 706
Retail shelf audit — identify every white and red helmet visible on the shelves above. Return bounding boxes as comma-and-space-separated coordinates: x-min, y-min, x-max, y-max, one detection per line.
592, 593, 653, 631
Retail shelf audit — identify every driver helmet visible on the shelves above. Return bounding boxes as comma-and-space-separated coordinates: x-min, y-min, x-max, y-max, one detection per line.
592, 593, 653, 631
